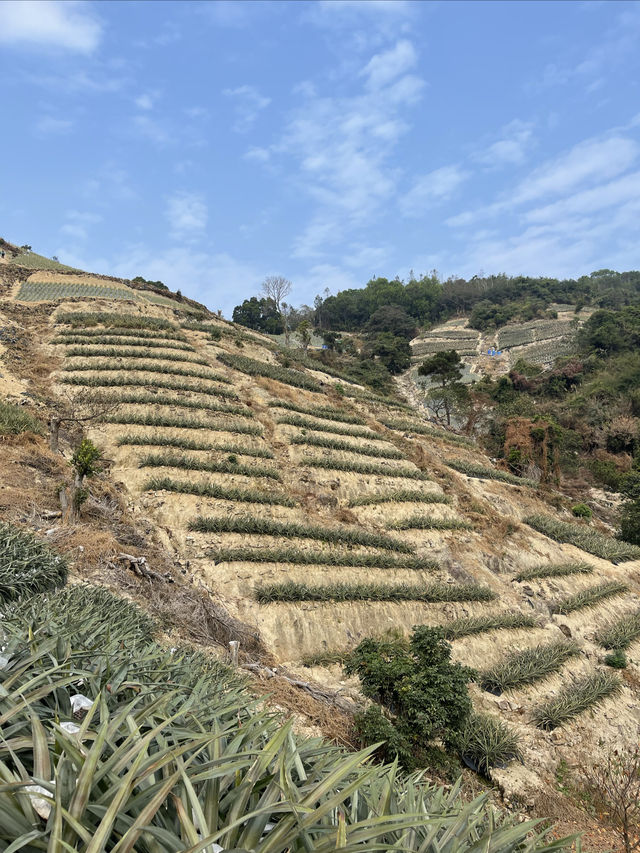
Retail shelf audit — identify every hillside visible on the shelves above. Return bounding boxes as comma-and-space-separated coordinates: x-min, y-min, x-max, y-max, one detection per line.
2, 252, 640, 846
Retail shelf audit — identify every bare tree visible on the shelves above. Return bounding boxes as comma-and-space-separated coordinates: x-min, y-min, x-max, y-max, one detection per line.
580, 746, 640, 853
261, 275, 292, 316
48, 388, 121, 453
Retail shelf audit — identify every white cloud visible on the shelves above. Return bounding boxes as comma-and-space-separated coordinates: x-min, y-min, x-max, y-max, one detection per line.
524, 170, 640, 224
244, 146, 270, 163
35, 116, 74, 135
361, 39, 416, 90
132, 114, 170, 146
400, 165, 469, 217
223, 84, 270, 133
476, 120, 535, 168
0, 0, 102, 53
166, 192, 208, 240
135, 93, 155, 111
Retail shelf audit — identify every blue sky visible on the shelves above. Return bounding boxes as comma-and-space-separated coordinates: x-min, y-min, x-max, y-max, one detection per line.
1, 0, 639, 317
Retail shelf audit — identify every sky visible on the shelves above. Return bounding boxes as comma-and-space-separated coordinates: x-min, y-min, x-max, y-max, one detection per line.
1, 0, 639, 317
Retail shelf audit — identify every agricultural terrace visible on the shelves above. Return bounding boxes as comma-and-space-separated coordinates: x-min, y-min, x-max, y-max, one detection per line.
46, 300, 640, 802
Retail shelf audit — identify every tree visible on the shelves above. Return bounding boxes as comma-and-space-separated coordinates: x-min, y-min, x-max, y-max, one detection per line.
427, 383, 470, 427
345, 627, 475, 769
366, 305, 417, 340
70, 438, 102, 517
232, 297, 284, 334
296, 319, 312, 354
579, 747, 640, 853
367, 332, 411, 374
418, 350, 463, 387
48, 388, 121, 454
261, 275, 292, 315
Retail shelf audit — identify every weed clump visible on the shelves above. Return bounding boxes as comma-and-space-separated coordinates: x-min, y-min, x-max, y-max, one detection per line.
255, 580, 496, 603
290, 433, 404, 459
0, 401, 43, 436
553, 581, 628, 615
303, 458, 428, 479
0, 522, 67, 601
514, 562, 593, 582
144, 476, 295, 506
532, 670, 623, 729
524, 514, 640, 562
480, 640, 580, 694
139, 452, 278, 478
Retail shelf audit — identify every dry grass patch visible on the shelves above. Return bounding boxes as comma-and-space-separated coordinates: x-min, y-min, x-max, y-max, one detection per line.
189, 516, 414, 552
143, 476, 295, 506
524, 514, 640, 563
255, 580, 496, 603
62, 360, 231, 383
348, 490, 451, 507
217, 352, 322, 391
596, 609, 640, 650
379, 417, 474, 447
267, 399, 365, 425
387, 515, 472, 531
107, 413, 262, 434
302, 457, 428, 479
52, 326, 189, 342
276, 413, 380, 439
57, 310, 176, 330
102, 393, 251, 417
55, 335, 195, 352
60, 373, 236, 397
65, 345, 210, 365
139, 451, 278, 478
209, 546, 438, 570
514, 562, 593, 582
290, 433, 404, 459
118, 434, 273, 457
447, 460, 536, 486
442, 613, 537, 640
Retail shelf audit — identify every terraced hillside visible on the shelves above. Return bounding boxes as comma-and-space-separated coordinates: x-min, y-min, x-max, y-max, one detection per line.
2, 279, 640, 829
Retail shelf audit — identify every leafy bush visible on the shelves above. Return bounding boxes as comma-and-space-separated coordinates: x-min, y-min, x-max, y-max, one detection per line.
303, 457, 428, 479
480, 640, 580, 694
189, 516, 413, 551
104, 392, 251, 417
217, 352, 323, 391
139, 451, 278, 478
277, 412, 380, 439
604, 649, 628, 669
524, 514, 640, 562
65, 345, 209, 365
109, 413, 262, 434
442, 613, 537, 640
387, 516, 472, 531
0, 401, 43, 435
144, 476, 295, 505
0, 522, 67, 601
571, 503, 592, 519
514, 562, 593, 581
57, 311, 176, 330
447, 460, 536, 486
211, 547, 437, 570
118, 433, 273, 457
596, 609, 640, 650
553, 581, 628, 614
63, 359, 231, 383
346, 627, 475, 768
60, 373, 236, 397
459, 714, 522, 777
255, 580, 496, 603
291, 433, 404, 459
268, 399, 366, 424
532, 670, 623, 729
348, 490, 452, 507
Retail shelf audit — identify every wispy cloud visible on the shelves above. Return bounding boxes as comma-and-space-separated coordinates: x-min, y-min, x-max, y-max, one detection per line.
361, 39, 416, 89
223, 85, 271, 133
35, 115, 74, 136
1, 0, 103, 53
476, 120, 535, 168
400, 165, 469, 217
166, 191, 208, 241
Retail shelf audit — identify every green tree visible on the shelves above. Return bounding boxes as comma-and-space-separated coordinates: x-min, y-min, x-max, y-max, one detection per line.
426, 383, 470, 427
70, 438, 102, 516
296, 319, 312, 354
366, 305, 417, 340
232, 297, 284, 334
367, 332, 411, 374
418, 350, 463, 387
345, 627, 475, 769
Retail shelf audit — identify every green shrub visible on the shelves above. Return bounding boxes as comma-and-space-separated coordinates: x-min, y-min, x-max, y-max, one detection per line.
459, 714, 522, 777
596, 609, 640, 650
532, 670, 623, 729
57, 311, 176, 330
553, 581, 628, 614
514, 562, 593, 582
65, 345, 210, 365
211, 547, 437, 570
63, 360, 231, 383
217, 352, 323, 391
60, 373, 236, 397
442, 613, 537, 640
277, 413, 380, 439
480, 640, 580, 694
0, 401, 43, 435
188, 516, 414, 552
117, 434, 272, 457
108, 413, 262, 434
571, 503, 592, 519
291, 433, 404, 459
255, 580, 496, 603
447, 460, 535, 486
268, 399, 366, 424
604, 649, 627, 669
55, 334, 195, 351
303, 457, 428, 479
347, 627, 475, 769
387, 516, 472, 531
143, 476, 295, 506
139, 451, 278, 478
524, 514, 640, 562
104, 392, 251, 417
0, 522, 67, 601
349, 490, 451, 507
